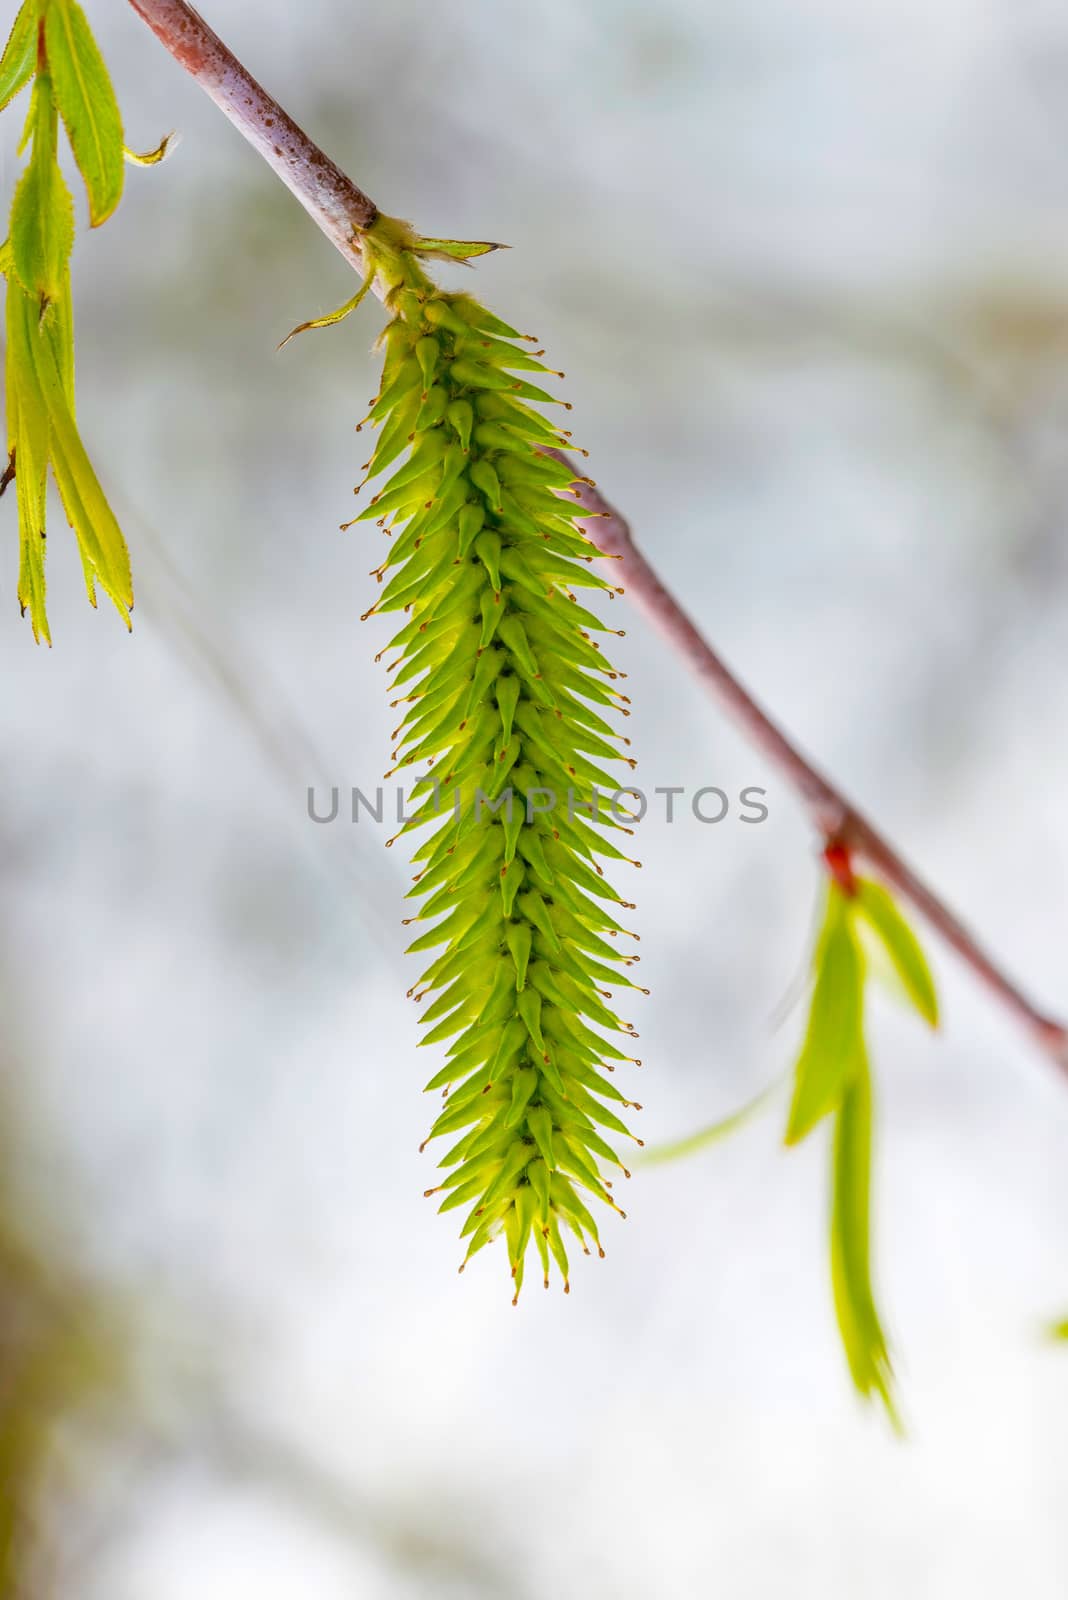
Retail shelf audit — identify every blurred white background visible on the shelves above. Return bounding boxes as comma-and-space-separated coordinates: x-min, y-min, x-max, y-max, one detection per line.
4, 0, 1068, 1594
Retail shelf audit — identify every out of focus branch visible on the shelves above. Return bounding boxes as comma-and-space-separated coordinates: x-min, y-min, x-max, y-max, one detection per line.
561, 465, 1068, 1076
127, 1, 1068, 1078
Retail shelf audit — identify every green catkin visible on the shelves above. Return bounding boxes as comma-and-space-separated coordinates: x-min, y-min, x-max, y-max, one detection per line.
356, 217, 641, 1299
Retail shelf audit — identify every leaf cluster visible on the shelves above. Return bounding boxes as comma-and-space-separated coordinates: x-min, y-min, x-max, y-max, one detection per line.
1, 0, 130, 641
786, 874, 938, 1419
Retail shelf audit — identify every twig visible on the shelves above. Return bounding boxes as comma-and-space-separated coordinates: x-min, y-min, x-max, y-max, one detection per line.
125, 1, 377, 262
127, 0, 1068, 1077
562, 467, 1068, 1074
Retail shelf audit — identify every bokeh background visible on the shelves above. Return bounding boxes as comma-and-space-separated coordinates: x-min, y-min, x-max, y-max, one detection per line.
4, 0, 1068, 1593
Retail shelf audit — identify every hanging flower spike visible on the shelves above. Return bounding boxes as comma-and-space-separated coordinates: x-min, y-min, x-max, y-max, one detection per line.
351, 213, 643, 1299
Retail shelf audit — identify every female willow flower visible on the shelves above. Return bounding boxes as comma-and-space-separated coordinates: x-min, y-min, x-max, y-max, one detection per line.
351, 218, 646, 1298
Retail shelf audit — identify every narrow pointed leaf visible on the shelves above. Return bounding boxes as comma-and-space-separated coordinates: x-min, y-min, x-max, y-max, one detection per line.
10, 84, 75, 305
7, 283, 51, 641
641, 1077, 785, 1166
829, 1048, 898, 1423
0, 0, 37, 113
45, 0, 124, 226
785, 888, 864, 1143
12, 284, 132, 620
412, 236, 508, 261
123, 130, 177, 166
278, 272, 374, 350
853, 878, 939, 1028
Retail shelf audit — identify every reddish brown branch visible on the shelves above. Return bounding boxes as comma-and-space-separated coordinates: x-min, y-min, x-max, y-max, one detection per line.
128, 0, 1068, 1078
563, 468, 1068, 1075
125, 0, 377, 263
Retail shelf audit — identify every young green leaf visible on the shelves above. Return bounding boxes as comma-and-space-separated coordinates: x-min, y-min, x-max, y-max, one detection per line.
0, 0, 38, 113
46, 400, 134, 623
853, 878, 939, 1028
829, 1047, 898, 1423
2, 1, 132, 637
641, 1077, 784, 1166
6, 280, 52, 641
277, 271, 374, 350
44, 0, 124, 226
123, 131, 177, 167
10, 78, 75, 308
411, 237, 509, 262
785, 886, 865, 1144
40, 268, 75, 411
9, 278, 133, 624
